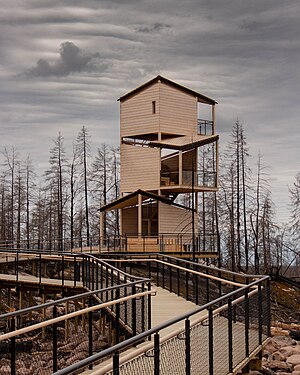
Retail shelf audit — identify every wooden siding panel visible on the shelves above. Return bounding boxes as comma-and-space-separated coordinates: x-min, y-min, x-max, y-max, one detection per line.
120, 144, 160, 193
159, 203, 192, 234
159, 82, 197, 136
122, 207, 137, 234
121, 83, 160, 137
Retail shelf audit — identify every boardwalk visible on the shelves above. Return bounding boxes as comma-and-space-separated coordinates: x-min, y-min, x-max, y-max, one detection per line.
0, 250, 270, 375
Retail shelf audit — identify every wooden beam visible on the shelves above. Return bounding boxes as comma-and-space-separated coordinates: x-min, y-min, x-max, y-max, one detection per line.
138, 194, 142, 236
179, 150, 183, 185
212, 104, 215, 135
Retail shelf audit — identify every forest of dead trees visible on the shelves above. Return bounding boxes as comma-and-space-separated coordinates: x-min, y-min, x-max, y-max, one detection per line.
0, 123, 299, 277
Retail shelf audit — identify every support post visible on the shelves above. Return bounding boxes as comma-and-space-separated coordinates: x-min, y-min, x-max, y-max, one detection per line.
138, 193, 142, 237
100, 211, 104, 250
179, 150, 183, 185
185, 318, 191, 375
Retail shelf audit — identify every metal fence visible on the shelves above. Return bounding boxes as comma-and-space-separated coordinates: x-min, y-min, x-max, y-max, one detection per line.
52, 275, 270, 375
49, 254, 270, 375
0, 233, 219, 255
0, 250, 152, 375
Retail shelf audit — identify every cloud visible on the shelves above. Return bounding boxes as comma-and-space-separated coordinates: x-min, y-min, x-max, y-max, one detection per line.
23, 41, 104, 77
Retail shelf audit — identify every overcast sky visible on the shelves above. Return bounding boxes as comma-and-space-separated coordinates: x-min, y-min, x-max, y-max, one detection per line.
0, 0, 299, 223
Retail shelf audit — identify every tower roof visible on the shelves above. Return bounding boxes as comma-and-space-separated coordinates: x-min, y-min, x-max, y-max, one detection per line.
118, 75, 217, 105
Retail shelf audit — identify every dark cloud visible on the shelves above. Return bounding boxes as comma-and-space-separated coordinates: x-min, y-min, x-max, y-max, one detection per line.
135, 22, 171, 33
23, 42, 104, 77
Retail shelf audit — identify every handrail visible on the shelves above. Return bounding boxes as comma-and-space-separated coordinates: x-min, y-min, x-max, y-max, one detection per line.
53, 275, 269, 375
0, 289, 156, 341
95, 288, 260, 375
0, 248, 145, 282
104, 258, 249, 288
0, 279, 149, 320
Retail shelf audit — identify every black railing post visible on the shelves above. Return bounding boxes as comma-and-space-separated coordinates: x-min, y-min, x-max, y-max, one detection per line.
156, 255, 159, 286
113, 352, 120, 375
88, 297, 93, 369
141, 283, 145, 332
16, 252, 19, 282
206, 263, 210, 303
74, 256, 77, 287
185, 269, 189, 301
96, 261, 99, 289
244, 289, 249, 359
92, 258, 95, 290
258, 284, 263, 345
39, 253, 42, 284
195, 272, 199, 305
162, 261, 165, 289
228, 298, 233, 373
185, 318, 191, 375
53, 306, 58, 373
177, 259, 180, 296
61, 255, 65, 287
82, 256, 85, 287
154, 332, 160, 375
115, 289, 120, 345
10, 317, 16, 375
148, 255, 151, 279
266, 278, 271, 337
208, 307, 214, 375
148, 281, 152, 333
169, 264, 172, 293
132, 284, 137, 336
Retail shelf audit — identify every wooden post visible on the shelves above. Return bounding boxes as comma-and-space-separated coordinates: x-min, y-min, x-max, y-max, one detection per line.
138, 194, 142, 237
216, 140, 219, 188
179, 151, 183, 185
212, 104, 215, 135
100, 211, 104, 249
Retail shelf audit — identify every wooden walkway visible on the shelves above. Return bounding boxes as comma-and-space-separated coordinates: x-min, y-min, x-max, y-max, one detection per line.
83, 286, 207, 374
82, 286, 268, 375
0, 273, 84, 290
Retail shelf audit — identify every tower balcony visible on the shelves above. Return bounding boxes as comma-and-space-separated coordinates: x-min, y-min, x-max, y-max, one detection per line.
160, 169, 217, 192
197, 119, 214, 135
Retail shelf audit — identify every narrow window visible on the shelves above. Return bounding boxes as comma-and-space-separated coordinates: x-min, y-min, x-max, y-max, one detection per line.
152, 101, 156, 114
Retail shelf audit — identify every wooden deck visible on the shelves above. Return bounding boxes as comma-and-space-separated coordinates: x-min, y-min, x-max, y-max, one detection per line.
0, 273, 85, 292
82, 286, 268, 375
83, 286, 205, 374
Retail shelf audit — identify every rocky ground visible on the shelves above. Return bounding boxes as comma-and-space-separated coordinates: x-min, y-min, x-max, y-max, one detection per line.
249, 278, 300, 375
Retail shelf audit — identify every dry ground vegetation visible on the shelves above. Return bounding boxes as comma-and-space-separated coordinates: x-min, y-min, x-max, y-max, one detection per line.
249, 280, 300, 375
0, 289, 112, 375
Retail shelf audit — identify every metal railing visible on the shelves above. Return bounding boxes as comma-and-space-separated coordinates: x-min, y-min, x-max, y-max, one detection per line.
99, 233, 219, 254
0, 233, 219, 255
197, 119, 214, 135
160, 169, 217, 188
51, 255, 270, 375
0, 249, 152, 375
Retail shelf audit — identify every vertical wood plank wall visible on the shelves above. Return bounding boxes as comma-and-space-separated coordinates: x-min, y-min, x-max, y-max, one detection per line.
120, 144, 160, 193
159, 82, 197, 136
120, 83, 159, 138
122, 207, 137, 234
159, 203, 192, 233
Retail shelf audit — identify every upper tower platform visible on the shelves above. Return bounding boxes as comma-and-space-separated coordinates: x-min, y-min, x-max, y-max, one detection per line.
119, 75, 219, 195
119, 75, 217, 141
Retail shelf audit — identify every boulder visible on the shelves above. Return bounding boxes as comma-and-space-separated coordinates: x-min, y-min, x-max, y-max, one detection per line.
272, 351, 286, 361
268, 359, 292, 371
272, 335, 296, 348
287, 354, 300, 367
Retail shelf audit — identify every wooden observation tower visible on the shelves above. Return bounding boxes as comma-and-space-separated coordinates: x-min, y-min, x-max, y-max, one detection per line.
100, 76, 219, 257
